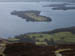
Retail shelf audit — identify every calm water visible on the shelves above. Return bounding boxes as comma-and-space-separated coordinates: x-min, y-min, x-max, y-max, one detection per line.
0, 2, 75, 38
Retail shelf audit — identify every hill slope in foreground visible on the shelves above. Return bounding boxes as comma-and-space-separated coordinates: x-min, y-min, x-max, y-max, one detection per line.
3, 43, 75, 56
0, 27, 75, 56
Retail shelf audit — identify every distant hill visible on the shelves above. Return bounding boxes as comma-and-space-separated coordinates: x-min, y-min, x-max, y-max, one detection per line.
50, 0, 75, 3
42, 26, 75, 34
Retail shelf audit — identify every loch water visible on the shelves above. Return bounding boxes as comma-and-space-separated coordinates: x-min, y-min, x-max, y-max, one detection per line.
0, 2, 75, 38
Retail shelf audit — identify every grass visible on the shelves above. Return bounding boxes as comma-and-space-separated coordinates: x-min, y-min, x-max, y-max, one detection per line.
28, 33, 52, 41
35, 41, 48, 45
0, 43, 6, 56
55, 48, 72, 53
25, 13, 49, 21
52, 32, 75, 43
26, 32, 75, 45
8, 32, 75, 45
55, 48, 73, 56
8, 38, 20, 41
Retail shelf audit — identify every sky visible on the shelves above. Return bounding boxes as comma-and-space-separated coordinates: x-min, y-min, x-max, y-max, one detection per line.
0, 0, 49, 2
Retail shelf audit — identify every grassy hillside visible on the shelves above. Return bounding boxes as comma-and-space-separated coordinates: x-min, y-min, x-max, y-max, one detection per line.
10, 27, 75, 45
0, 27, 75, 56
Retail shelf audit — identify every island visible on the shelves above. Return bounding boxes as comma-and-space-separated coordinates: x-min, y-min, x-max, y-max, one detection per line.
52, 6, 75, 10
11, 10, 52, 22
43, 3, 71, 7
43, 3, 75, 11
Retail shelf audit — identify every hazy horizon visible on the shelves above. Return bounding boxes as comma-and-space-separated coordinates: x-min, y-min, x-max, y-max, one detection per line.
0, 0, 74, 2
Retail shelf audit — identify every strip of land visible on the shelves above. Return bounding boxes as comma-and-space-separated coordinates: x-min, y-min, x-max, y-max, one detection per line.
8, 26, 75, 45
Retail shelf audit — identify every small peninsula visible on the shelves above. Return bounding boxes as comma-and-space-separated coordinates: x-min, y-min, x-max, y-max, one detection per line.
11, 10, 51, 22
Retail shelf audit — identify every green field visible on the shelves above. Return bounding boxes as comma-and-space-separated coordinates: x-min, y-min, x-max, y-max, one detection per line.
10, 31, 75, 45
